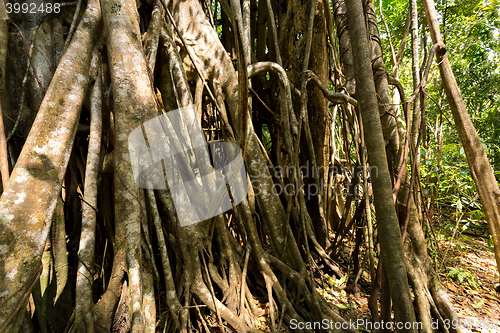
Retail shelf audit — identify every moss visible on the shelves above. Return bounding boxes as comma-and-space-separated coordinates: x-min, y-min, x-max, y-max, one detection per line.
131, 31, 139, 43
58, 98, 64, 106
80, 19, 93, 31
110, 2, 122, 14
411, 256, 419, 267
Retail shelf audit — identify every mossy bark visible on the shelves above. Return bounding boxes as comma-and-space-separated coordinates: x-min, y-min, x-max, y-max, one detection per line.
345, 0, 417, 328
0, 0, 9, 190
101, 0, 163, 330
0, 0, 101, 329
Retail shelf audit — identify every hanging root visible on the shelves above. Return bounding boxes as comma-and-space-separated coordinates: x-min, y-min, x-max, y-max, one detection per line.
0, 0, 469, 331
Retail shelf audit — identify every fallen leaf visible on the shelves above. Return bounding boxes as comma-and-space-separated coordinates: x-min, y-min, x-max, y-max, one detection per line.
447, 281, 458, 292
336, 304, 350, 310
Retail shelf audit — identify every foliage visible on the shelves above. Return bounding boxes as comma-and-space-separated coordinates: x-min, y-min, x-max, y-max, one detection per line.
380, 0, 500, 224
442, 0, 500, 170
446, 266, 481, 289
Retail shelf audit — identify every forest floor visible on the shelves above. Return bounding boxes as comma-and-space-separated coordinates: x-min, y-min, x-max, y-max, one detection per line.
249, 218, 500, 332
310, 220, 500, 333
434, 226, 500, 332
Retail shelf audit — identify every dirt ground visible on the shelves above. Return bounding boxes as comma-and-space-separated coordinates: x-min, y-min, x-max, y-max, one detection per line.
313, 224, 500, 333
436, 232, 500, 332
248, 218, 500, 332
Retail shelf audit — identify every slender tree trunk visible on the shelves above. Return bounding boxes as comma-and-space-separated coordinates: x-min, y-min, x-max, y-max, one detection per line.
391, 10, 411, 115
333, 0, 464, 328
422, 0, 500, 278
410, 0, 420, 146
0, 0, 9, 191
345, 0, 417, 328
74, 44, 103, 333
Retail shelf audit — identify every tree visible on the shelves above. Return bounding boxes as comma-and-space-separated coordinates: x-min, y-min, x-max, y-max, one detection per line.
422, 0, 500, 284
0, 0, 9, 190
0, 0, 485, 331
345, 0, 416, 328
332, 0, 466, 330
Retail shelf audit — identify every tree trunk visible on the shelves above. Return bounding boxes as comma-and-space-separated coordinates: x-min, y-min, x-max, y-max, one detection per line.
0, 0, 485, 331
422, 0, 500, 278
345, 0, 417, 328
0, 0, 101, 329
0, 0, 9, 192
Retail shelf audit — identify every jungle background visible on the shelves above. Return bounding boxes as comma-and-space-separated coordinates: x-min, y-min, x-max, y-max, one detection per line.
0, 0, 500, 332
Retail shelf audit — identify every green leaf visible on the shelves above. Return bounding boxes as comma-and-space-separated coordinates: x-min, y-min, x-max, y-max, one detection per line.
334, 275, 348, 288
488, 236, 495, 249
472, 302, 482, 309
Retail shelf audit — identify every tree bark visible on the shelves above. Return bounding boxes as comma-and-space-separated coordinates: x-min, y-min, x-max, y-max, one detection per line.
277, 0, 330, 247
0, 0, 9, 191
74, 44, 103, 333
0, 0, 101, 329
410, 0, 420, 146
345, 0, 417, 328
101, 0, 165, 329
